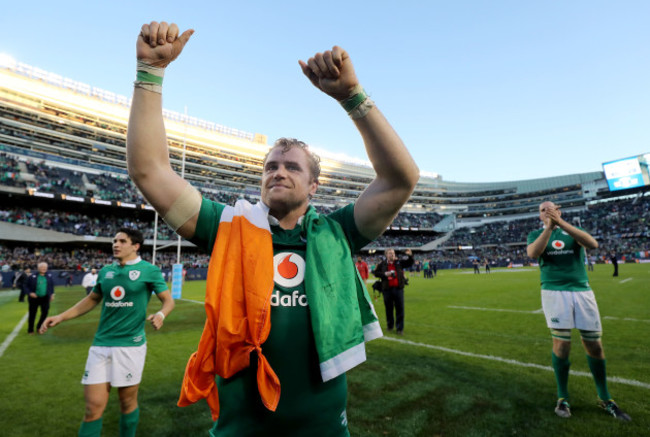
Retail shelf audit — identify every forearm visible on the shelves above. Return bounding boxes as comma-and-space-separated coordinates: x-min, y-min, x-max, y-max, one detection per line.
557, 220, 598, 250
127, 89, 169, 170
355, 107, 419, 194
58, 295, 100, 322
157, 294, 175, 317
352, 107, 419, 238
527, 228, 553, 258
126, 88, 186, 213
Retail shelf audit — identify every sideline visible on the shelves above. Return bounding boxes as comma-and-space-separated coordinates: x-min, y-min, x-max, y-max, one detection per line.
381, 336, 650, 390
179, 298, 204, 305
450, 305, 650, 323
453, 268, 536, 274
603, 316, 650, 323
0, 312, 28, 358
448, 305, 543, 314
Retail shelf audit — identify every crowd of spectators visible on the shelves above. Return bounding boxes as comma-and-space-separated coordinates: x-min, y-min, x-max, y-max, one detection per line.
1, 198, 648, 282
1, 150, 649, 277
0, 152, 443, 230
1, 203, 446, 249
1, 194, 648, 276
444, 196, 649, 262
368, 233, 438, 248
0, 244, 211, 273
0, 152, 22, 187
0, 206, 177, 241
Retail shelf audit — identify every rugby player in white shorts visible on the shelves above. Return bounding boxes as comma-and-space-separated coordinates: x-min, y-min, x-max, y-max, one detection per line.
40, 228, 174, 436
527, 201, 630, 422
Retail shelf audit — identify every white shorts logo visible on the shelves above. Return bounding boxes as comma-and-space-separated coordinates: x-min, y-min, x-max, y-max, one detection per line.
110, 286, 126, 301
129, 271, 140, 281
273, 252, 305, 288
551, 240, 565, 250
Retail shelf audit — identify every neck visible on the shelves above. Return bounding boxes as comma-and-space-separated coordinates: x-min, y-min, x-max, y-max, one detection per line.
118, 254, 138, 266
270, 204, 309, 230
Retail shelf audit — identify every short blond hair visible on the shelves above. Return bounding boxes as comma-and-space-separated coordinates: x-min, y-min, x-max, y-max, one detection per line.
263, 138, 321, 182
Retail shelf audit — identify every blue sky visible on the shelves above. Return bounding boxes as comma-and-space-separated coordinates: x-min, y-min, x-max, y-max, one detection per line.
2, 1, 648, 182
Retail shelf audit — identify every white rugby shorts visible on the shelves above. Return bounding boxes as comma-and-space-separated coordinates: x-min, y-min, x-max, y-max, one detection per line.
81, 344, 147, 387
541, 289, 602, 331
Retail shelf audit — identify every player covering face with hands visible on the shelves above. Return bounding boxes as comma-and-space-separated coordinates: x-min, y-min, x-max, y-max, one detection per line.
128, 21, 418, 436
527, 202, 631, 422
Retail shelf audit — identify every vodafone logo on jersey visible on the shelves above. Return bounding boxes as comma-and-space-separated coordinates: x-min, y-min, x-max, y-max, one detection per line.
273, 252, 305, 288
110, 286, 126, 301
106, 285, 134, 307
551, 240, 565, 250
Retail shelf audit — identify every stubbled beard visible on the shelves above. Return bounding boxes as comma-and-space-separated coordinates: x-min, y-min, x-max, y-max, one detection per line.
263, 191, 308, 216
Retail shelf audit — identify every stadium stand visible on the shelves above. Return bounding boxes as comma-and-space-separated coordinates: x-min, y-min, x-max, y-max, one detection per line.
0, 59, 648, 286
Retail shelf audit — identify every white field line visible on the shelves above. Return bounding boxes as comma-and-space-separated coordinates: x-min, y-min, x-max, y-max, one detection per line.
381, 336, 650, 390
179, 298, 205, 305
448, 305, 543, 314
450, 305, 650, 323
1, 297, 205, 360
603, 316, 650, 323
619, 278, 633, 284
175, 297, 650, 390
0, 312, 28, 358
454, 268, 536, 274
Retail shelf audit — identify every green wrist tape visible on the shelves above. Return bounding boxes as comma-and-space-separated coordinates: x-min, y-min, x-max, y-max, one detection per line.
340, 89, 368, 112
136, 70, 163, 85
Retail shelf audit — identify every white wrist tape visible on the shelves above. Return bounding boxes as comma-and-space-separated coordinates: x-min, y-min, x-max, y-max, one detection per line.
156, 311, 165, 321
134, 60, 165, 94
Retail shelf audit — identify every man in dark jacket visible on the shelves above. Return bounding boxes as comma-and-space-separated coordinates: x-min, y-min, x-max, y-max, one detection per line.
373, 249, 414, 335
25, 262, 55, 334
14, 267, 31, 302
609, 251, 618, 277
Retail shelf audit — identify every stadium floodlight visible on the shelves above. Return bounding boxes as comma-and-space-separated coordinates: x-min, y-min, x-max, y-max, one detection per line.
0, 53, 17, 69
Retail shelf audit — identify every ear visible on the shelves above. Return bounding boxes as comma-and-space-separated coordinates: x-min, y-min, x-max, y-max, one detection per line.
309, 179, 319, 197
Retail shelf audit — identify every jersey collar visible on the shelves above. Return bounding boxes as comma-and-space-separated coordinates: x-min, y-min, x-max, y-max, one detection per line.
124, 256, 142, 266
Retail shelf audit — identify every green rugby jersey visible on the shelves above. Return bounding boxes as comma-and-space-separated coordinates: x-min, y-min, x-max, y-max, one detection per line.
91, 258, 168, 347
191, 198, 369, 437
527, 227, 591, 291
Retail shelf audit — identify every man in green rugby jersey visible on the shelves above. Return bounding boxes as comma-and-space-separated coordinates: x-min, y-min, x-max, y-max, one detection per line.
40, 228, 175, 437
126, 20, 419, 436
527, 201, 630, 421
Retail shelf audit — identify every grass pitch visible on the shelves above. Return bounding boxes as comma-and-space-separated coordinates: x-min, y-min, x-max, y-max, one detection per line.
1, 263, 648, 436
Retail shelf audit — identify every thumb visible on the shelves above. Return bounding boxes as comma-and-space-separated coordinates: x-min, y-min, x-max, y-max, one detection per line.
177, 29, 194, 48
146, 314, 154, 322
299, 60, 320, 88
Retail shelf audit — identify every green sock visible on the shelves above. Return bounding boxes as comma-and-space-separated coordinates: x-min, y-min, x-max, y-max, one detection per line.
78, 417, 102, 437
552, 352, 571, 400
119, 407, 140, 437
586, 355, 611, 401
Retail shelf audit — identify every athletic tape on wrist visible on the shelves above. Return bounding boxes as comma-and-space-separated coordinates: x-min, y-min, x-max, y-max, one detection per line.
156, 311, 165, 321
134, 60, 164, 94
339, 84, 367, 112
349, 98, 375, 119
162, 183, 202, 231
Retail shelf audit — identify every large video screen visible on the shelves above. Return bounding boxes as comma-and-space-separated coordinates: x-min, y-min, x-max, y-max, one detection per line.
602, 153, 650, 192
